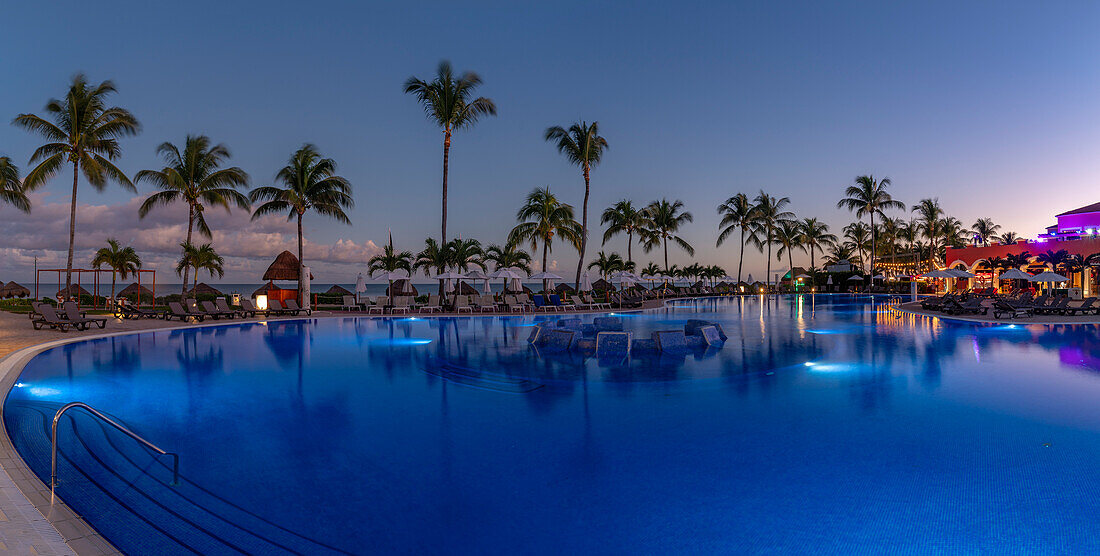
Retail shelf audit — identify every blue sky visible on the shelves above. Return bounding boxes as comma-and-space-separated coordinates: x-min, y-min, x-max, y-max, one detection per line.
2, 1, 1099, 283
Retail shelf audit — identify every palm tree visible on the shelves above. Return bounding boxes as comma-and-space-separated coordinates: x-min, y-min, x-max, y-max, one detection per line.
999, 231, 1019, 245
368, 238, 414, 297
0, 157, 29, 213
404, 61, 497, 244
413, 238, 452, 296
747, 191, 793, 286
250, 144, 354, 299
90, 238, 141, 301
545, 121, 609, 290
1036, 249, 1071, 274
601, 200, 650, 263
136, 135, 250, 294
716, 193, 757, 283
912, 198, 944, 270
13, 74, 140, 291
642, 199, 694, 272
879, 216, 903, 266
587, 251, 620, 279
799, 218, 836, 276
1005, 251, 1032, 271
774, 220, 804, 284
447, 238, 485, 272
971, 218, 1001, 247
837, 175, 904, 275
484, 242, 533, 291
844, 222, 872, 272
508, 186, 582, 291
825, 243, 858, 267
176, 242, 224, 296
641, 262, 662, 278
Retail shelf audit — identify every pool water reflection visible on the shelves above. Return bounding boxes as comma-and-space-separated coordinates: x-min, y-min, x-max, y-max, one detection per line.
6, 295, 1100, 553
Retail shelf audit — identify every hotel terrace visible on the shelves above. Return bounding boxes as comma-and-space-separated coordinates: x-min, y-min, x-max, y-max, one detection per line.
946, 201, 1100, 294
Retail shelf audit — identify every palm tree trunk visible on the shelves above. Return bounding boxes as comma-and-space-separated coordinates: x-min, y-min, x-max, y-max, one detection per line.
737, 228, 746, 283
65, 163, 79, 292
441, 129, 451, 244
111, 272, 116, 300
869, 213, 875, 275
626, 230, 632, 263
297, 211, 304, 302
663, 236, 669, 272
182, 205, 194, 296
766, 235, 772, 290
575, 166, 590, 290
542, 242, 549, 293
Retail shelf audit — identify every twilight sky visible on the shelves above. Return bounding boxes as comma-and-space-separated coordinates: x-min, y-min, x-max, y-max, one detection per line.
2, 0, 1099, 284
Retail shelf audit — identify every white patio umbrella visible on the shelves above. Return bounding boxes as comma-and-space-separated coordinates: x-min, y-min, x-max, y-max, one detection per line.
847, 275, 865, 281
490, 267, 527, 292
873, 274, 886, 280
529, 271, 563, 292
465, 269, 492, 294
947, 268, 977, 278
579, 271, 594, 292
372, 269, 409, 298
355, 272, 366, 302
998, 268, 1032, 280
920, 269, 955, 279
1029, 270, 1067, 283
435, 271, 465, 295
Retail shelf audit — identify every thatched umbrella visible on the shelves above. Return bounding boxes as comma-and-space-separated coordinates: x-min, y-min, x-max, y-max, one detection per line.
456, 281, 479, 296
554, 283, 576, 295
118, 282, 153, 298
0, 281, 29, 298
263, 250, 314, 281
591, 278, 614, 292
189, 282, 224, 297
254, 281, 281, 297
57, 284, 90, 299
324, 284, 353, 296
385, 279, 419, 297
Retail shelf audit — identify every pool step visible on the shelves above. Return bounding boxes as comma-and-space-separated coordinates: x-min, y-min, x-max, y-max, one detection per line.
422, 359, 544, 393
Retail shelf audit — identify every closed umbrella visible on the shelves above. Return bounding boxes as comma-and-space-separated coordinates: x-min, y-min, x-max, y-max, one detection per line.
465, 269, 492, 295
355, 273, 367, 302
579, 271, 593, 292
435, 271, 465, 295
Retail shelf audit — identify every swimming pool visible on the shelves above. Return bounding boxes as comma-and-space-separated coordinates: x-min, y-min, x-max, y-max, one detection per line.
6, 295, 1100, 553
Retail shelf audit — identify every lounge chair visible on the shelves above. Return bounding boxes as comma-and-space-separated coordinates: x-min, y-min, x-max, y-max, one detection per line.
548, 294, 567, 311
503, 294, 525, 313
284, 299, 312, 316
166, 301, 205, 321
992, 300, 1032, 319
585, 294, 611, 310
367, 296, 387, 315
239, 298, 267, 318
342, 295, 362, 311
201, 300, 236, 319
1035, 297, 1069, 315
215, 298, 245, 318
31, 304, 74, 332
1064, 297, 1099, 316
453, 295, 473, 313
570, 295, 592, 310
119, 303, 161, 319
515, 294, 535, 312
418, 295, 441, 313
267, 299, 293, 316
943, 298, 987, 315
391, 296, 411, 315
62, 302, 107, 329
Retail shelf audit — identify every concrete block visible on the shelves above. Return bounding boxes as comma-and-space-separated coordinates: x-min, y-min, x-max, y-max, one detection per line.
595, 331, 633, 356
653, 330, 688, 351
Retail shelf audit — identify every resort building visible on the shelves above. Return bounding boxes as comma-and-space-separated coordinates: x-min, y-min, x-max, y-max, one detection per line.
946, 201, 1100, 294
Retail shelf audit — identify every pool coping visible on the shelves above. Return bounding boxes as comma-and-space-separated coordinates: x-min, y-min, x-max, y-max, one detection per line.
0, 305, 671, 554
893, 300, 1100, 325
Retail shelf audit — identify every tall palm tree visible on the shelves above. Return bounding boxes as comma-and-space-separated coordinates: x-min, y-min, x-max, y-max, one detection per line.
774, 220, 804, 284
999, 231, 1019, 244
747, 191, 793, 286
404, 61, 496, 244
447, 238, 485, 272
368, 237, 414, 296
484, 242, 533, 291
799, 217, 836, 275
13, 74, 140, 290
413, 238, 452, 296
136, 135, 250, 295
0, 157, 30, 213
545, 121, 609, 289
587, 251, 628, 279
836, 175, 904, 275
825, 243, 858, 267
601, 200, 649, 263
971, 218, 1001, 247
176, 242, 224, 296
844, 222, 872, 273
716, 192, 757, 283
912, 198, 944, 271
643, 199, 694, 272
641, 262, 662, 278
250, 144, 354, 299
508, 186, 582, 292
90, 238, 141, 301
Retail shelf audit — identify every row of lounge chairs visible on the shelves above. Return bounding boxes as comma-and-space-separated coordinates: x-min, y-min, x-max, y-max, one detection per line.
30, 301, 107, 332
341, 293, 613, 314
164, 299, 312, 321
920, 291, 1100, 319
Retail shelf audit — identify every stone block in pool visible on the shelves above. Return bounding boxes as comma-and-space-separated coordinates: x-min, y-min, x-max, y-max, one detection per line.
541, 329, 577, 351
653, 330, 688, 352
527, 325, 545, 344
699, 325, 724, 346
556, 318, 583, 330
596, 331, 633, 356
593, 316, 624, 332
631, 339, 657, 352
685, 319, 727, 340
685, 335, 705, 348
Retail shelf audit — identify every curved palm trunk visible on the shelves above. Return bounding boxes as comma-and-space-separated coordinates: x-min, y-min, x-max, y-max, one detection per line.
297, 211, 304, 301
868, 213, 875, 275
575, 165, 591, 290
182, 205, 194, 296
626, 230, 632, 263
787, 251, 794, 289
737, 228, 746, 283
441, 129, 451, 244
663, 236, 669, 272
65, 163, 79, 292
765, 228, 773, 290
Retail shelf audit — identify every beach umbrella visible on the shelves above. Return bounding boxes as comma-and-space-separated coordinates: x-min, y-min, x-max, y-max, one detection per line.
873, 274, 886, 280
920, 269, 955, 279
998, 268, 1032, 280
826, 275, 833, 286
434, 271, 465, 294
747, 274, 754, 284
528, 271, 563, 291
465, 269, 492, 294
947, 268, 977, 278
1029, 270, 1067, 283
579, 271, 593, 292
847, 275, 865, 281
490, 267, 527, 292
372, 269, 409, 300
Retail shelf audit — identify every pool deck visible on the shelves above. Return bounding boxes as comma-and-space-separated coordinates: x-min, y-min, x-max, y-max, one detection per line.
895, 300, 1100, 325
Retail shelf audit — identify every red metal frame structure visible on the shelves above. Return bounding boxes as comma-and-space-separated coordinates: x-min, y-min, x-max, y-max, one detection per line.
35, 268, 156, 309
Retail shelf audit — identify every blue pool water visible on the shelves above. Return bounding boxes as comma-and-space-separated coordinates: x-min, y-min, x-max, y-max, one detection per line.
6, 295, 1100, 553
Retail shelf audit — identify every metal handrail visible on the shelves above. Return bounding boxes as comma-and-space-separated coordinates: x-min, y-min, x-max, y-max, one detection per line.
51, 402, 179, 503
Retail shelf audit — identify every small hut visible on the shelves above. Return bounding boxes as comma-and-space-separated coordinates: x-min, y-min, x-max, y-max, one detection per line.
262, 251, 312, 302
324, 284, 353, 296
117, 283, 153, 304
456, 281, 479, 296
555, 283, 576, 295
385, 279, 419, 297
591, 279, 614, 292
0, 281, 30, 298
188, 282, 224, 297
253, 281, 281, 297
